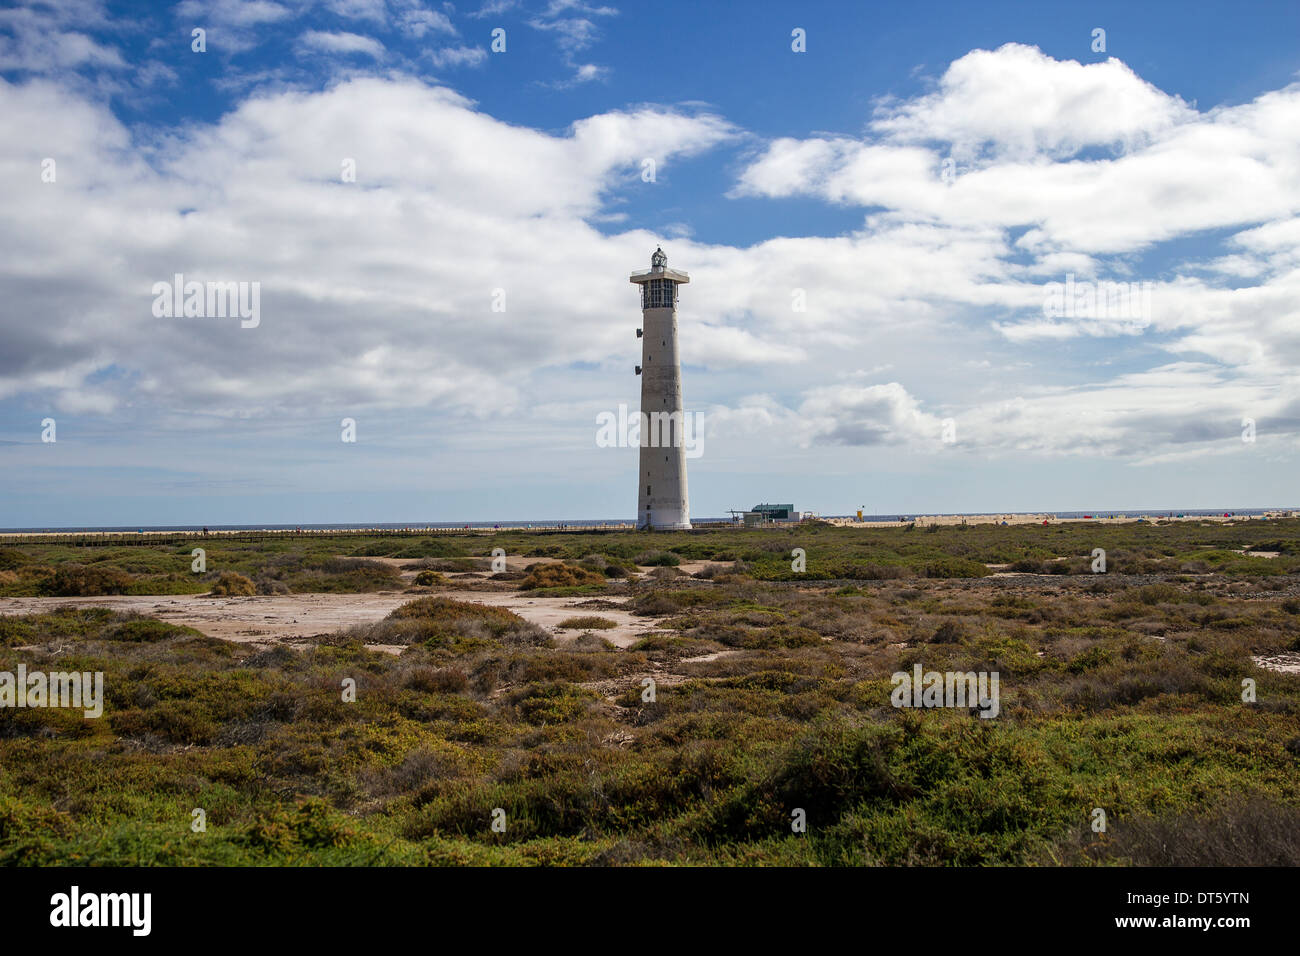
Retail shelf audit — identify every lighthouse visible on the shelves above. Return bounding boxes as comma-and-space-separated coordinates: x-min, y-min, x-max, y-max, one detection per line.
630, 247, 691, 530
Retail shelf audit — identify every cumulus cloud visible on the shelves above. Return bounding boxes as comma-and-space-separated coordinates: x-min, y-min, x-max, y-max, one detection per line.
706, 363, 1298, 465
735, 43, 1300, 258
1, 36, 1296, 503
798, 383, 945, 447
0, 75, 736, 422
718, 42, 1300, 467
871, 44, 1194, 160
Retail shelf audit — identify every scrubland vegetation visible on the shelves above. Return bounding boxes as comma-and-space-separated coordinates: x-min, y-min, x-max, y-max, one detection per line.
3, 518, 1296, 597
1, 519, 1299, 865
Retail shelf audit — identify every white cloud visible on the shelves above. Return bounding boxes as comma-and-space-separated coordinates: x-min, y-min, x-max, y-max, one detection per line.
721, 42, 1300, 459
798, 382, 945, 447
529, 16, 602, 53
427, 45, 487, 69
395, 6, 456, 38
735, 43, 1300, 258
326, 0, 388, 24
706, 363, 1297, 464
871, 44, 1194, 160
0, 40, 1296, 480
571, 62, 606, 83
297, 30, 386, 58
176, 0, 295, 28
173, 0, 298, 54
467, 0, 518, 19
527, 1, 617, 82
0, 3, 126, 72
0, 75, 736, 422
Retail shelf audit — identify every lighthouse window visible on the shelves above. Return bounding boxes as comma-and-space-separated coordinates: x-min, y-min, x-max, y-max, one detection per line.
641, 279, 676, 309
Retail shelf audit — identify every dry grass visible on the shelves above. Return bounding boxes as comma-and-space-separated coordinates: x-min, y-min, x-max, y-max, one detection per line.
519, 564, 606, 590
557, 616, 617, 630
208, 572, 256, 596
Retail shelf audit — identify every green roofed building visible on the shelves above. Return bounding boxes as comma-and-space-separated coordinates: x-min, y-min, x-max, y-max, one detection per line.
741, 503, 797, 525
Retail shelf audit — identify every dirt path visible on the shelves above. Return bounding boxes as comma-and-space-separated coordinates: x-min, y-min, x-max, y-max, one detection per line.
0, 588, 665, 654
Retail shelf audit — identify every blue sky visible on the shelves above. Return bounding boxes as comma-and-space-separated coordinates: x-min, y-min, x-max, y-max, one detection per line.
1, 0, 1299, 526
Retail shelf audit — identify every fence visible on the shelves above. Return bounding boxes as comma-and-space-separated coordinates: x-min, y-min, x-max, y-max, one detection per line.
0, 521, 745, 548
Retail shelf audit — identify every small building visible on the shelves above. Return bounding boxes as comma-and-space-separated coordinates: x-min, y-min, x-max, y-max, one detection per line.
739, 503, 798, 526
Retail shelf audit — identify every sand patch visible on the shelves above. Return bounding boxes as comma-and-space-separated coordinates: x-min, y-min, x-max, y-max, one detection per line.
0, 587, 665, 654
1254, 652, 1300, 674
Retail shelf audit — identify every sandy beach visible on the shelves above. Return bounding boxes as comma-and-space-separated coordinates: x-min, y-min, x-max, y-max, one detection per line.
828, 510, 1297, 528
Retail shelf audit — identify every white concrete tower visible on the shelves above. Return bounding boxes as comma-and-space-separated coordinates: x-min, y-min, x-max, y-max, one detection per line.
630, 247, 691, 530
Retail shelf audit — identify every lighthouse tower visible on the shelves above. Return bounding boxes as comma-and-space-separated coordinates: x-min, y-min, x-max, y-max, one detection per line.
630, 247, 691, 530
